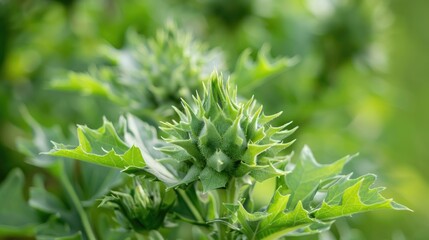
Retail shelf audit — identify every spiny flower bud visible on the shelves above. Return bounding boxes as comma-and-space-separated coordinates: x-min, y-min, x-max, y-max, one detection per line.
105, 22, 223, 116
160, 74, 296, 191
100, 179, 175, 232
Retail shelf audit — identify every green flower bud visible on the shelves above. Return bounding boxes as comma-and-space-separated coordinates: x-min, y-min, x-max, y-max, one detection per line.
160, 74, 296, 191
100, 179, 175, 232
105, 22, 223, 116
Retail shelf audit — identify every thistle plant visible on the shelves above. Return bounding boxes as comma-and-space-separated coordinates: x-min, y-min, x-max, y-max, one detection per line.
45, 74, 409, 239
0, 2, 415, 239
52, 23, 223, 119
159, 74, 296, 191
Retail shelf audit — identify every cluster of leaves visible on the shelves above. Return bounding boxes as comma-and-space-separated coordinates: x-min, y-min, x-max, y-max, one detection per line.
0, 116, 124, 239
227, 146, 407, 239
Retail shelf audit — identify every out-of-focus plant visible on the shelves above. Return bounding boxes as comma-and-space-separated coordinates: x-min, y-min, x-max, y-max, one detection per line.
51, 23, 224, 121
50, 24, 293, 123
5, 111, 126, 239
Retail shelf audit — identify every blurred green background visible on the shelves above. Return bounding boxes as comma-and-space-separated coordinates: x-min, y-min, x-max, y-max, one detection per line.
0, 0, 428, 239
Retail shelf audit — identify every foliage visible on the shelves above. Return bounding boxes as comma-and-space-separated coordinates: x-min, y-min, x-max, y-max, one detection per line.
227, 146, 407, 239
49, 23, 291, 122
0, 169, 38, 237
45, 77, 407, 239
51, 23, 223, 119
13, 111, 126, 239
0, 0, 422, 239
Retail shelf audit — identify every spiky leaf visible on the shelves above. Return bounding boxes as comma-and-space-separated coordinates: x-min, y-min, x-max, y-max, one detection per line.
226, 191, 314, 240
282, 145, 351, 210
16, 111, 124, 239
315, 175, 410, 220
47, 118, 145, 169
226, 146, 410, 239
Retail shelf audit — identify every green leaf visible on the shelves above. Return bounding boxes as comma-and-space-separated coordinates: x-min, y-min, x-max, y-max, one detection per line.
258, 201, 314, 240
230, 45, 297, 94
199, 167, 229, 192
227, 146, 411, 239
207, 150, 233, 172
285, 221, 333, 236
46, 114, 199, 189
233, 202, 267, 238
0, 169, 39, 237
257, 191, 314, 239
47, 118, 145, 169
75, 163, 123, 207
16, 108, 68, 168
227, 191, 314, 240
18, 111, 124, 202
249, 158, 288, 182
51, 71, 124, 105
95, 214, 132, 240
123, 115, 185, 187
35, 215, 83, 240
29, 184, 67, 215
29, 173, 93, 239
17, 111, 123, 239
284, 145, 351, 210
148, 230, 164, 240
315, 175, 410, 220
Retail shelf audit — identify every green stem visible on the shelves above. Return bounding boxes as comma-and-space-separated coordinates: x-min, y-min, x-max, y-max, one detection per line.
58, 165, 97, 240
216, 177, 239, 240
226, 177, 237, 204
177, 189, 205, 223
214, 191, 226, 240
217, 221, 226, 240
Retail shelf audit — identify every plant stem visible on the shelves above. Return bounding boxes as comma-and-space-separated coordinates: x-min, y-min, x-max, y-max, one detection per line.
177, 189, 205, 223
226, 177, 237, 204
58, 164, 97, 240
215, 177, 239, 240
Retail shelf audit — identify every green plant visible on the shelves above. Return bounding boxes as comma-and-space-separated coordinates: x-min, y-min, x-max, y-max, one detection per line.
0, 18, 411, 239
45, 75, 408, 239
